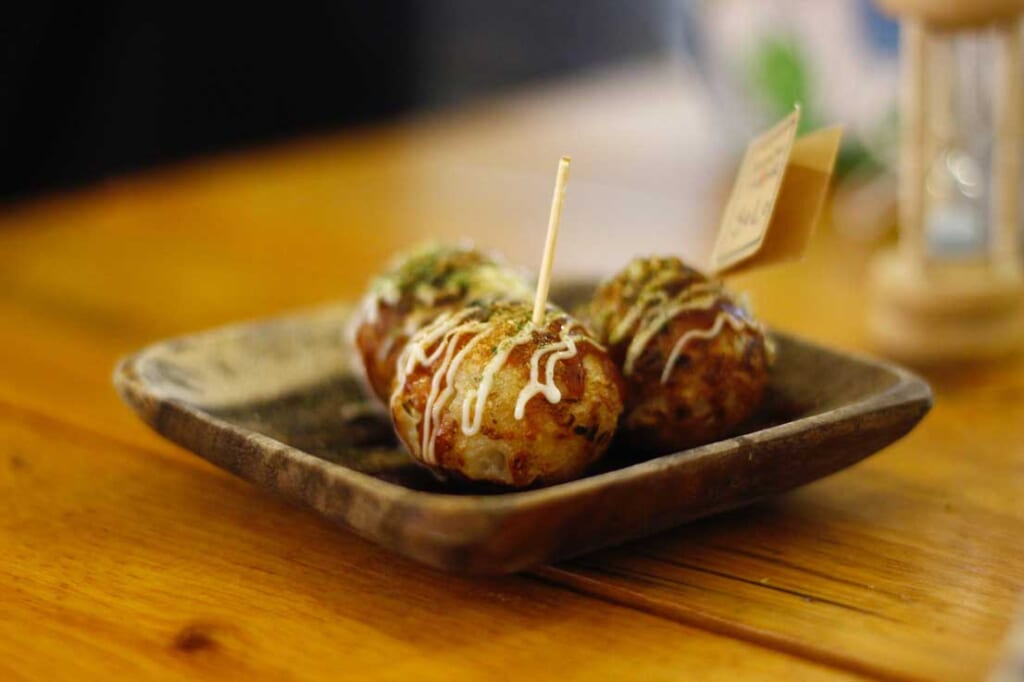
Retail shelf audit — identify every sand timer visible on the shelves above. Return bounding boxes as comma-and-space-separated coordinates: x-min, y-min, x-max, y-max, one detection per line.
869, 0, 1024, 361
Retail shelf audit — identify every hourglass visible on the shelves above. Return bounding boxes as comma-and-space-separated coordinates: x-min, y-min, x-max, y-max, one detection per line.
869, 0, 1024, 361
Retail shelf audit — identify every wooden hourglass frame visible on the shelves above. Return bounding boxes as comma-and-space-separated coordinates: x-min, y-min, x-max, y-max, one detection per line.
868, 0, 1024, 361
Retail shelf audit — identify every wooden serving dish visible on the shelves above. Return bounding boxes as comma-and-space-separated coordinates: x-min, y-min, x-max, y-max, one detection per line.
114, 291, 932, 574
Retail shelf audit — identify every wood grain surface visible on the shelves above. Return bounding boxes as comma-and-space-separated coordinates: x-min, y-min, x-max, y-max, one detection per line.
2, 62, 1022, 680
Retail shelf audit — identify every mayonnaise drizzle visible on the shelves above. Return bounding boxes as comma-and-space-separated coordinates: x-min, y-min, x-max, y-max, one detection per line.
610, 276, 712, 344
513, 333, 583, 420
395, 307, 478, 390
660, 311, 751, 383
621, 283, 720, 375
394, 308, 602, 464
359, 261, 533, 365
419, 322, 488, 463
615, 276, 761, 383
363, 263, 531, 327
375, 308, 433, 361
360, 278, 400, 326
460, 333, 533, 436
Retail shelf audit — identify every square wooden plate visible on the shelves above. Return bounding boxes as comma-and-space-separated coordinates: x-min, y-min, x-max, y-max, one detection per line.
114, 294, 931, 574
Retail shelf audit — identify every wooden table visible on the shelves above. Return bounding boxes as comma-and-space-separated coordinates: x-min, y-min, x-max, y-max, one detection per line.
2, 64, 1022, 681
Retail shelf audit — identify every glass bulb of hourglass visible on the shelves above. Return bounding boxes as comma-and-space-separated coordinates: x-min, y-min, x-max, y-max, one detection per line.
922, 30, 993, 261
925, 147, 987, 256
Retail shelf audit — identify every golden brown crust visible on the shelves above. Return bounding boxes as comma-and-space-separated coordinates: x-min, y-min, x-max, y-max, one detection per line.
351, 245, 531, 403
354, 301, 408, 402
579, 256, 771, 455
579, 256, 706, 358
390, 302, 624, 488
619, 307, 770, 452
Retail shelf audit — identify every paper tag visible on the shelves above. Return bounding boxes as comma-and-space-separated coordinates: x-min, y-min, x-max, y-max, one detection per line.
709, 108, 843, 276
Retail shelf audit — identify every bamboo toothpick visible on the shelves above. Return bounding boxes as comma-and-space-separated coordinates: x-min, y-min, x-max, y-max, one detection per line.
532, 156, 571, 326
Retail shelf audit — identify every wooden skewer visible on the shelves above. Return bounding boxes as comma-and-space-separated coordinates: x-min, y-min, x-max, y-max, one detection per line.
532, 156, 572, 327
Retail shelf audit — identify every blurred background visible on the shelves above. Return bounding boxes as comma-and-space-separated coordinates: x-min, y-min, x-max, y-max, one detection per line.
1, 1, 906, 278
1, 2, 898, 194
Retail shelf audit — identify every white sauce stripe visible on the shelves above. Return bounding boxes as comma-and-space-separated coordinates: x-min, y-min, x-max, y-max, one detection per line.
395, 307, 477, 390
610, 266, 764, 381
659, 311, 752, 383
422, 324, 488, 463
396, 310, 601, 463
623, 287, 721, 375
461, 332, 532, 436
514, 340, 571, 419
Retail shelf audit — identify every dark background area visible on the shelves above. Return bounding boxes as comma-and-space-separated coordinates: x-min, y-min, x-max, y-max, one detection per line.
1, 2, 667, 201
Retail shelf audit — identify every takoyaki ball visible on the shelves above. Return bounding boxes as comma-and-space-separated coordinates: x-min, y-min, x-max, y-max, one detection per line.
578, 256, 772, 454
390, 301, 624, 487
352, 245, 532, 403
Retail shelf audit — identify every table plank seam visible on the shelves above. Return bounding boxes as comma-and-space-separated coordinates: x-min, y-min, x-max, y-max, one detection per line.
704, 543, 913, 601
532, 566, 927, 682
627, 550, 901, 621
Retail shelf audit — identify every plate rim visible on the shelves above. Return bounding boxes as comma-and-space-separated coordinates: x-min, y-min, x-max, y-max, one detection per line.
113, 329, 933, 517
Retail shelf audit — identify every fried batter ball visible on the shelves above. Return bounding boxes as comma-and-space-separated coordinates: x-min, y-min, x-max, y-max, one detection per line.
390, 301, 624, 487
578, 256, 772, 454
352, 245, 532, 403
